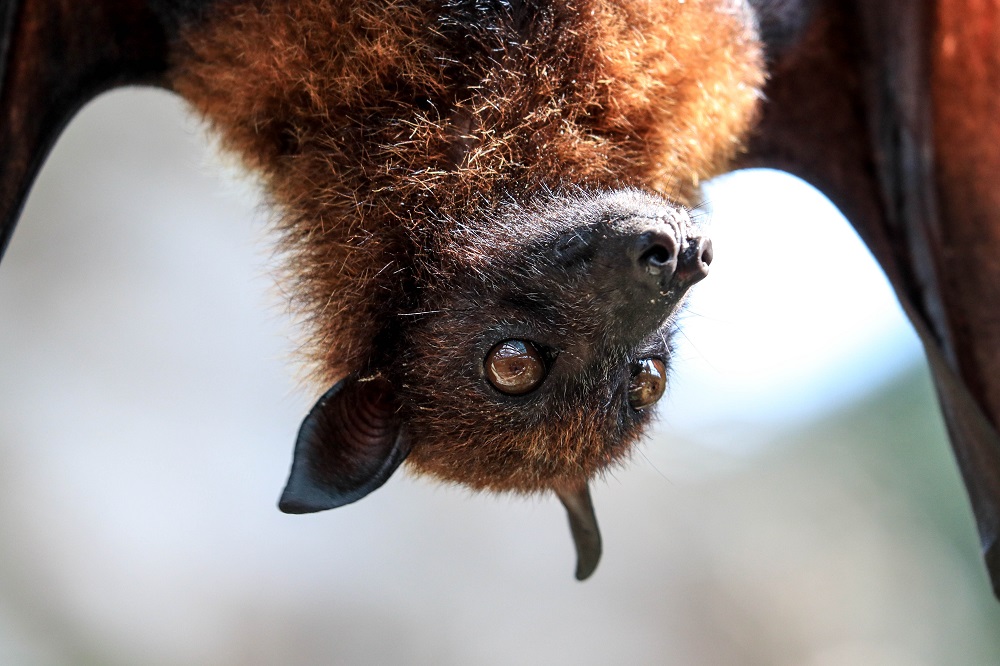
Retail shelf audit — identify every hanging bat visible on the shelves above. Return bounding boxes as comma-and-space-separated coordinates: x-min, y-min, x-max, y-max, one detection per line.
8, 0, 999, 596
0, 0, 763, 580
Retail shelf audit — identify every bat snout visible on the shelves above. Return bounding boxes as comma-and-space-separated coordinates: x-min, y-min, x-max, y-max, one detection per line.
624, 227, 712, 295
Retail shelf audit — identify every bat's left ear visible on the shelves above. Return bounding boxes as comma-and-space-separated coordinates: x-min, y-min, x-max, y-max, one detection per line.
278, 375, 410, 514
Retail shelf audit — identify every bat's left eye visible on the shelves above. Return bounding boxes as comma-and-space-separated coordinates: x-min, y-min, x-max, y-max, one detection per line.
628, 358, 666, 410
485, 340, 547, 395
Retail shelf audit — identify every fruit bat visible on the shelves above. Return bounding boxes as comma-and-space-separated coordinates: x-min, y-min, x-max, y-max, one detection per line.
1, 0, 761, 581
4, 0, 1000, 596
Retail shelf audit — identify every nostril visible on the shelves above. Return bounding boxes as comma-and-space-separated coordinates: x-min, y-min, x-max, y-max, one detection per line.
699, 238, 714, 268
633, 231, 679, 280
639, 244, 675, 275
676, 236, 713, 285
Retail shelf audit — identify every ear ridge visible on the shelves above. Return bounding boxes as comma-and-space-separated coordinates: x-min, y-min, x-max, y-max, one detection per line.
278, 375, 410, 514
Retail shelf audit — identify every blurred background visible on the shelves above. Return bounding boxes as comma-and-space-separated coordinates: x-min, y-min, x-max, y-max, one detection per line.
1, 89, 999, 665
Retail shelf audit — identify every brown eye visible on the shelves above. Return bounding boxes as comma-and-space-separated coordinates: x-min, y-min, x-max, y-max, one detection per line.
629, 358, 667, 410
485, 340, 546, 395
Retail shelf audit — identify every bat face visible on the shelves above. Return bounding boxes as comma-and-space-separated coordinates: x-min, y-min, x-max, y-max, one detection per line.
399, 189, 712, 492
275, 186, 713, 580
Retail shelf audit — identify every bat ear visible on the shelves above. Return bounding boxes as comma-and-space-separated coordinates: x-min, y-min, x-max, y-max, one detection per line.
278, 375, 410, 514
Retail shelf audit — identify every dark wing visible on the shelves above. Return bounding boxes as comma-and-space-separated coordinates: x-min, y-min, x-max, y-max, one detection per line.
0, 0, 212, 260
743, 0, 1000, 598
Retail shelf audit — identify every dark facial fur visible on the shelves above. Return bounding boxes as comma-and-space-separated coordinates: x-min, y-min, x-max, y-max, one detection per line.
170, 1, 763, 499
401, 189, 709, 491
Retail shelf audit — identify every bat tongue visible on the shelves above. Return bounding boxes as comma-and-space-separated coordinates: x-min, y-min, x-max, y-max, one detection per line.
555, 481, 602, 581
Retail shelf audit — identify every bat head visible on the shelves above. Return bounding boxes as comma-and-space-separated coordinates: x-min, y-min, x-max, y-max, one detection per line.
278, 189, 712, 512
171, 0, 763, 575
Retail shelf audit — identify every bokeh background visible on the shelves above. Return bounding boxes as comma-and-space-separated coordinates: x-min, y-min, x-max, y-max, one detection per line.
1, 89, 999, 665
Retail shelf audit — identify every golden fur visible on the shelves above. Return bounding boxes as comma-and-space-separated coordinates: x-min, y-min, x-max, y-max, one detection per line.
170, 0, 764, 491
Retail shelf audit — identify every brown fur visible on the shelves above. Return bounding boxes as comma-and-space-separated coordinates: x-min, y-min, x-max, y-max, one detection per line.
170, 0, 764, 492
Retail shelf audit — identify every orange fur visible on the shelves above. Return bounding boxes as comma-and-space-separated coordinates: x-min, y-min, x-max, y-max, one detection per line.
170, 0, 764, 491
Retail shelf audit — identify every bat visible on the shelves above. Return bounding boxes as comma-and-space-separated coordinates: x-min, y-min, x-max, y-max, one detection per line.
6, 0, 1000, 597
0, 0, 763, 580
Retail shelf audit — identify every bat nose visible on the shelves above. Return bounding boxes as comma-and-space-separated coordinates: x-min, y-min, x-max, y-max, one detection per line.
631, 230, 712, 290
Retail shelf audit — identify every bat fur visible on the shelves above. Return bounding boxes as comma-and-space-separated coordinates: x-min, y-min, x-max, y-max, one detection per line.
168, 0, 763, 492
7, 0, 1000, 596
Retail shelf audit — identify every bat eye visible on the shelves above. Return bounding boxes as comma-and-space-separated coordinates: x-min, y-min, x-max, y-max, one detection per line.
628, 358, 667, 410
485, 340, 547, 395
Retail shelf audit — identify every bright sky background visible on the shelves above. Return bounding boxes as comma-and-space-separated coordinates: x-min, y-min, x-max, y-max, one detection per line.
664, 169, 924, 441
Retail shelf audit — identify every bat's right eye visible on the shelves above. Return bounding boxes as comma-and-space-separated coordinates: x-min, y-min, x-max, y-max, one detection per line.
485, 340, 547, 395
